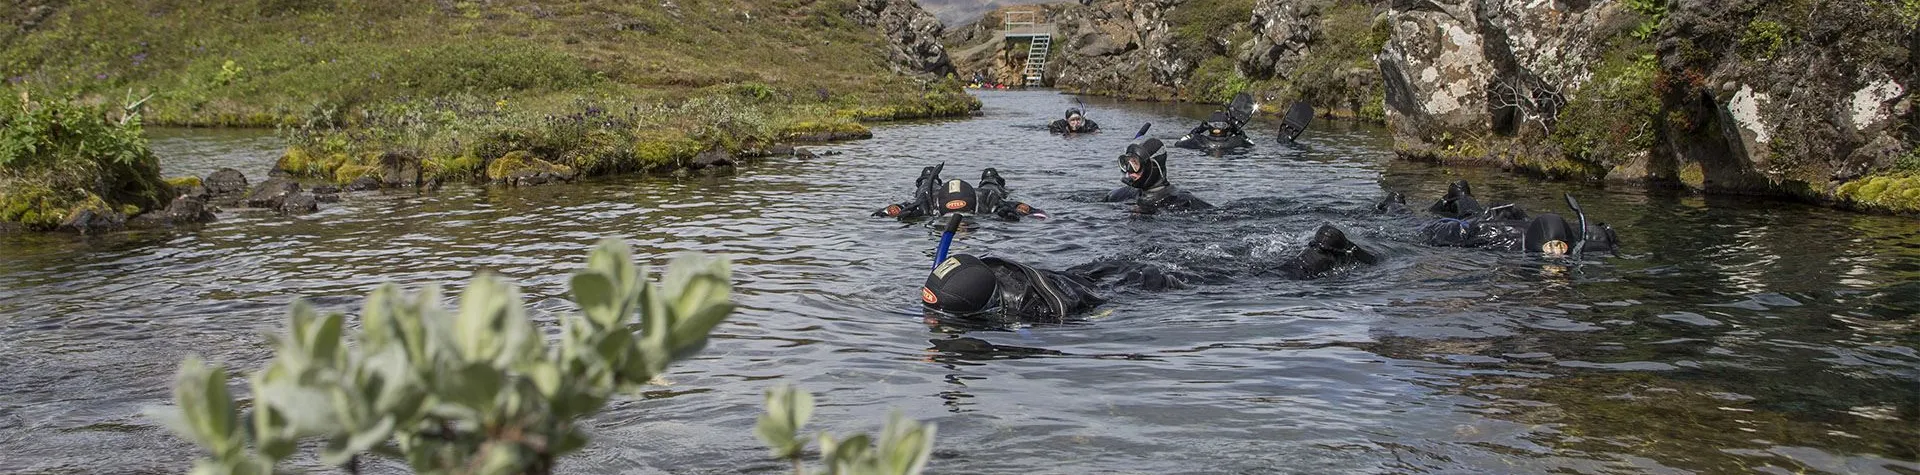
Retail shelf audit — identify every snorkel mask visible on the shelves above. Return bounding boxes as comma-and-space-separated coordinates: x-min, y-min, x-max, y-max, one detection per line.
1118, 138, 1169, 190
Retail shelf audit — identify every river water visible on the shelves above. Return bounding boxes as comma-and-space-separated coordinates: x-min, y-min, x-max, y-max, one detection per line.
1, 91, 1916, 474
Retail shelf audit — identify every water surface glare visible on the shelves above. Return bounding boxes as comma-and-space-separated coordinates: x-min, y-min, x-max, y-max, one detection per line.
2, 91, 1916, 474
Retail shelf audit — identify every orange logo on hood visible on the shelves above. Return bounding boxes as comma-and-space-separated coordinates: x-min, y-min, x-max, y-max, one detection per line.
945, 200, 969, 210
921, 287, 938, 304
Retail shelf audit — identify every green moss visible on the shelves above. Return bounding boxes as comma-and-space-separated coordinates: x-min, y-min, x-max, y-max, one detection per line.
165, 176, 203, 189
485, 150, 573, 181
631, 130, 705, 170
424, 154, 485, 183
333, 164, 378, 183
1187, 57, 1251, 104
1836, 173, 1920, 213
1678, 162, 1706, 188
779, 119, 871, 141
1740, 20, 1789, 58
1551, 44, 1659, 169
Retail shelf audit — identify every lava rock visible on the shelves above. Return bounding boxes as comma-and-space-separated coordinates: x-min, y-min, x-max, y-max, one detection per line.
204, 168, 249, 196
690, 148, 737, 170
346, 175, 382, 191
278, 192, 319, 215
163, 194, 217, 224
60, 207, 127, 235
245, 177, 302, 209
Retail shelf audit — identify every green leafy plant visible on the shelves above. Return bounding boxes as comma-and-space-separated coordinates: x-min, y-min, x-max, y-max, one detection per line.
148, 239, 736, 474
756, 385, 937, 475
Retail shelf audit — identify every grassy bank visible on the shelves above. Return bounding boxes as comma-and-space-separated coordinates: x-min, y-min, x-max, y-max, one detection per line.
1, 91, 172, 231
4, 0, 978, 185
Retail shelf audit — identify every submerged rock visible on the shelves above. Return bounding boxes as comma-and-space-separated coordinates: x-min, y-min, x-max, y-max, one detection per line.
279, 192, 319, 215
245, 178, 302, 209
689, 148, 737, 170
131, 194, 219, 228
59, 207, 127, 235
346, 175, 381, 191
204, 168, 249, 196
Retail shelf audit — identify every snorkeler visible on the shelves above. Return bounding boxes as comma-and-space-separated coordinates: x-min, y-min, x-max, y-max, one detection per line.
1048, 108, 1100, 134
1102, 138, 1213, 212
922, 253, 1106, 324
875, 166, 1047, 221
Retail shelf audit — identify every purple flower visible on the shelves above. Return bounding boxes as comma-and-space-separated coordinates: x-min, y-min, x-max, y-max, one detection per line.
95, 73, 108, 80
132, 53, 148, 66
7, 76, 24, 84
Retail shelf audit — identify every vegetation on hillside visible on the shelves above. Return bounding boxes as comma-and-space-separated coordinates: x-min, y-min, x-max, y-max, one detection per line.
3, 0, 978, 186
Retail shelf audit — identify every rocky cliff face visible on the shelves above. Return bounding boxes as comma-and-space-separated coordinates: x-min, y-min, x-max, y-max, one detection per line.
1379, 0, 1917, 209
854, 0, 960, 78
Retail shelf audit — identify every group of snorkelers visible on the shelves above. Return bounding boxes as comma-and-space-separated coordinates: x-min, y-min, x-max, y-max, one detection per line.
875, 101, 1620, 327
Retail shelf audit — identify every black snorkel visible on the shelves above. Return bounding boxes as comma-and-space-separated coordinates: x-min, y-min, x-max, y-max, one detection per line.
1564, 193, 1588, 261
1279, 101, 1313, 144
932, 213, 963, 270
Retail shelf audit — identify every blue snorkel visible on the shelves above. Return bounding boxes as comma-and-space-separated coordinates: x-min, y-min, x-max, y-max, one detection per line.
1133, 122, 1152, 140
932, 213, 963, 270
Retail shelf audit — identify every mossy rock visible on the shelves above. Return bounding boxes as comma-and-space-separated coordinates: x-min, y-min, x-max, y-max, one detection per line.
631, 130, 706, 170
0, 183, 79, 230
277, 148, 352, 179
1678, 162, 1707, 189
1835, 173, 1920, 213
485, 151, 576, 183
165, 176, 204, 189
425, 154, 486, 183
334, 164, 380, 184
780, 120, 873, 142
563, 129, 641, 177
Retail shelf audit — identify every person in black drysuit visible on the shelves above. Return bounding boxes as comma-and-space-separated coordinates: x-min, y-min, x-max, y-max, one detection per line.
1382, 180, 1620, 256
1185, 111, 1244, 141
1101, 138, 1212, 212
1068, 223, 1382, 291
921, 253, 1105, 325
1047, 108, 1100, 134
874, 165, 1048, 221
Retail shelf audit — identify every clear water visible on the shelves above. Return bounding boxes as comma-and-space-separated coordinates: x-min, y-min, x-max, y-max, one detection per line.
2, 91, 1915, 474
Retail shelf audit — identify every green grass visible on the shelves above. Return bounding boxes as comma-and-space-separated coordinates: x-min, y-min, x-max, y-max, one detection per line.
4, 0, 980, 185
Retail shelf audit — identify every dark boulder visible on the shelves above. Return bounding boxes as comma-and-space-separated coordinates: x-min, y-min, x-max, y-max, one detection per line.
204, 168, 249, 196
164, 194, 218, 224
795, 148, 819, 160
245, 178, 302, 209
378, 152, 424, 188
346, 175, 381, 191
689, 148, 737, 170
278, 192, 319, 215
59, 207, 127, 235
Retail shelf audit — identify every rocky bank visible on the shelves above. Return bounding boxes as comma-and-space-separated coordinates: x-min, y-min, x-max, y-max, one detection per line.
944, 0, 1918, 213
